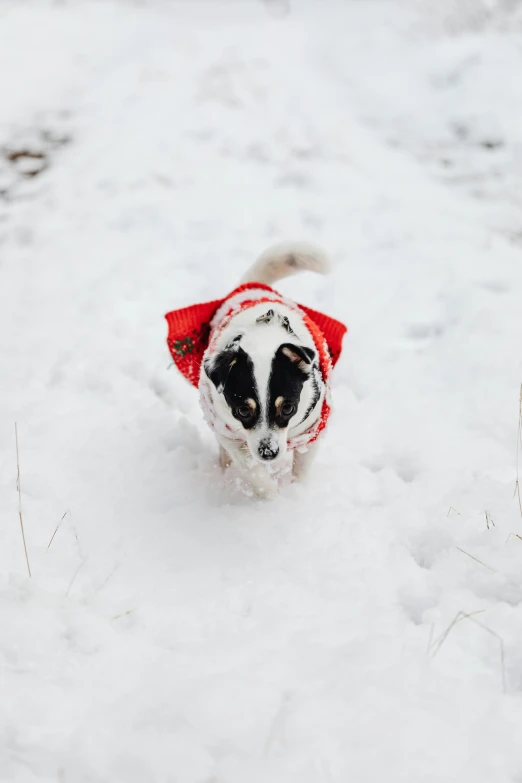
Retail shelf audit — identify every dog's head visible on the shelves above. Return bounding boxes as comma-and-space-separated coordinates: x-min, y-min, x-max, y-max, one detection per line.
204, 309, 320, 463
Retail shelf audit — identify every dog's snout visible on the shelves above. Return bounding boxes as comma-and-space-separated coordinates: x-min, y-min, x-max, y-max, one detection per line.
258, 441, 279, 461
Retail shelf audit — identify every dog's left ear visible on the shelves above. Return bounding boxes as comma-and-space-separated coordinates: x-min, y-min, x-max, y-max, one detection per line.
280, 343, 316, 373
204, 349, 237, 392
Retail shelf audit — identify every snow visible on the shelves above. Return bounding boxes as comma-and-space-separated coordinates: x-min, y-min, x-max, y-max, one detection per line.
1, 0, 522, 780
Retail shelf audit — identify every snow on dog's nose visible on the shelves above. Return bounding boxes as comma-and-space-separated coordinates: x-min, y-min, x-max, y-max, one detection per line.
257, 439, 280, 461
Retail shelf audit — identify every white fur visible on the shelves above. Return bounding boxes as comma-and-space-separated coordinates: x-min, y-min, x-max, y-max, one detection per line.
208, 242, 331, 498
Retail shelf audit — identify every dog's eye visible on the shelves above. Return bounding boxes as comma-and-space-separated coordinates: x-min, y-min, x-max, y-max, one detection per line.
236, 406, 252, 419
281, 402, 296, 417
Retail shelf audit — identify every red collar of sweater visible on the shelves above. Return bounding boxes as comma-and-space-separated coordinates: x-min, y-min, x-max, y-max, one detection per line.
165, 282, 347, 389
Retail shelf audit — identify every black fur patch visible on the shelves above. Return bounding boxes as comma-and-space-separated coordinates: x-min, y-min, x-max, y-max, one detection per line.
204, 346, 260, 429
267, 343, 315, 428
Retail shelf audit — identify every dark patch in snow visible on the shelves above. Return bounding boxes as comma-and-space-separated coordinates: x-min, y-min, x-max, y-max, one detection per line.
480, 138, 504, 151
0, 123, 71, 201
406, 322, 445, 340
5, 148, 48, 178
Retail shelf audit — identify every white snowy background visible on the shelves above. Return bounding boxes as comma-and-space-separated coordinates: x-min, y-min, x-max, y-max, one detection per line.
1, 0, 522, 780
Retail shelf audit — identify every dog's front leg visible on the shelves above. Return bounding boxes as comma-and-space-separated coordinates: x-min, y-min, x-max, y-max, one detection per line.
219, 445, 232, 470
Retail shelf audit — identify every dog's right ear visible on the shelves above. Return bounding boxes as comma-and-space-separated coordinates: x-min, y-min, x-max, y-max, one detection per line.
280, 343, 316, 374
204, 349, 238, 393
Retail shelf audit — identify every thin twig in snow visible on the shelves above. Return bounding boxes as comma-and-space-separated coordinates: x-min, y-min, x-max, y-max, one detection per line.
464, 615, 506, 694
429, 609, 485, 658
15, 423, 31, 578
515, 384, 522, 516
426, 622, 435, 654
96, 563, 122, 594
47, 510, 70, 550
65, 560, 86, 598
428, 610, 506, 692
112, 609, 134, 620
447, 506, 460, 517
456, 546, 496, 573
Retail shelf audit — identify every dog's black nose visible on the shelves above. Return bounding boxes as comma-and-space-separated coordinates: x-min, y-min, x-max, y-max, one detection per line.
258, 442, 279, 461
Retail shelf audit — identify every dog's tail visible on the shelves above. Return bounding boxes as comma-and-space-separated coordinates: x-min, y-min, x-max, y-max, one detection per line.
240, 241, 331, 286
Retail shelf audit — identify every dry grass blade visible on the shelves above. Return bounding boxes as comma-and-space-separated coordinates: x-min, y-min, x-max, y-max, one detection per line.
426, 622, 435, 654
47, 510, 70, 550
447, 506, 460, 517
429, 609, 485, 658
65, 560, 85, 598
96, 563, 121, 594
485, 510, 495, 529
513, 383, 522, 517
429, 610, 506, 692
505, 532, 522, 545
456, 546, 497, 573
113, 609, 134, 620
464, 616, 506, 694
15, 423, 31, 578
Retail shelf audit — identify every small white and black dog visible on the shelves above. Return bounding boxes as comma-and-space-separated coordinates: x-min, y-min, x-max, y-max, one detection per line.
196, 242, 344, 497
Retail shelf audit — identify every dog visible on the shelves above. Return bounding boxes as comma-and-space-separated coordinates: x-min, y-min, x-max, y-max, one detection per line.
165, 242, 347, 497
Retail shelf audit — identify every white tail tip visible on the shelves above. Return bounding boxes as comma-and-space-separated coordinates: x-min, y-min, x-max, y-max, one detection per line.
240, 241, 331, 286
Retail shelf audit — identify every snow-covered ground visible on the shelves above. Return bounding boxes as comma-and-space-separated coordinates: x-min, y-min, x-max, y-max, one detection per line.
2, 1, 522, 780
